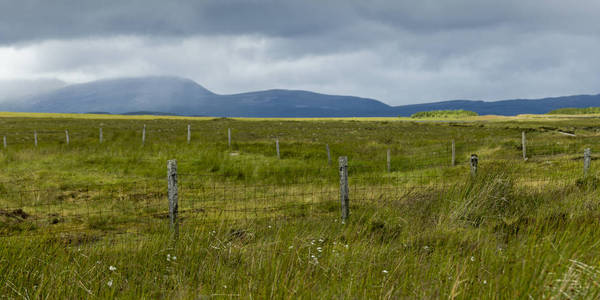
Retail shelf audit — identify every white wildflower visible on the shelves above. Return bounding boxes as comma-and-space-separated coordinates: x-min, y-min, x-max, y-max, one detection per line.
316, 247, 322, 252
167, 254, 171, 262
318, 238, 324, 243
109, 265, 117, 271
483, 280, 487, 284
288, 245, 294, 249
172, 256, 177, 261
107, 279, 113, 287
470, 256, 475, 262
382, 270, 389, 274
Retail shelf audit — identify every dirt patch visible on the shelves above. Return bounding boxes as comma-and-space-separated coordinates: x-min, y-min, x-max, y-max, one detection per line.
0, 208, 29, 221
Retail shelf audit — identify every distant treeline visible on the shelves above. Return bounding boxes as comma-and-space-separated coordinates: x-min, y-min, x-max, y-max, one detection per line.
547, 107, 600, 115
409, 109, 478, 119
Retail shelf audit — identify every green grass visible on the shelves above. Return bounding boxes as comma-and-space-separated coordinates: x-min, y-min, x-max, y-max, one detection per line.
410, 109, 479, 119
547, 107, 600, 115
1, 113, 600, 298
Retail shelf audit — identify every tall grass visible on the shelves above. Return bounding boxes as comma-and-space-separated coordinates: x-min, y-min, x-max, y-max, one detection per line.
1, 114, 600, 297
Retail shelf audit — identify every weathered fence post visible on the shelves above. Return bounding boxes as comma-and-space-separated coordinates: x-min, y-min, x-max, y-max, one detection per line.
386, 149, 391, 172
326, 144, 332, 165
522, 131, 527, 161
167, 159, 179, 235
142, 124, 146, 146
3, 136, 6, 149
470, 154, 478, 177
584, 148, 591, 177
187, 124, 191, 144
228, 128, 231, 149
99, 128, 103, 144
34, 131, 38, 147
451, 139, 456, 166
276, 138, 280, 159
339, 156, 349, 222
65, 130, 69, 145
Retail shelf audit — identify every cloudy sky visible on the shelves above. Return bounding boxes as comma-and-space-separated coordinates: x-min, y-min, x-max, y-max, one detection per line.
1, 0, 599, 105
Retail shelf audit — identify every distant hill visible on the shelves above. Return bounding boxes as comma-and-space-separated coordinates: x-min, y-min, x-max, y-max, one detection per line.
6, 76, 391, 117
2, 76, 600, 117
390, 95, 600, 117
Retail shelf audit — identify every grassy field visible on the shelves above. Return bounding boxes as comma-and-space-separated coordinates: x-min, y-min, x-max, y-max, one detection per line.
2, 112, 600, 298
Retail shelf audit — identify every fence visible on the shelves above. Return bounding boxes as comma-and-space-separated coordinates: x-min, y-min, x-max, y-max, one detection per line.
1, 126, 596, 171
2, 123, 599, 238
1, 147, 597, 238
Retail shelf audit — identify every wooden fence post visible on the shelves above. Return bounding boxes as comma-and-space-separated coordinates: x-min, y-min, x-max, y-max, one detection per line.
142, 125, 146, 146
34, 131, 38, 147
339, 156, 349, 222
187, 124, 191, 144
65, 130, 69, 145
584, 148, 591, 177
470, 154, 478, 177
386, 149, 391, 172
326, 144, 332, 165
276, 138, 280, 159
451, 139, 456, 166
228, 128, 231, 149
3, 136, 6, 149
167, 159, 179, 235
99, 128, 103, 144
522, 131, 527, 161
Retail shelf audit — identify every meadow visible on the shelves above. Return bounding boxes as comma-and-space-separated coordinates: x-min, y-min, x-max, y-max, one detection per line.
1, 112, 600, 298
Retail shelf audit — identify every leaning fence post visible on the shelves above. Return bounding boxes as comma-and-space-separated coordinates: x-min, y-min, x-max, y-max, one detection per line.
386, 149, 391, 172
451, 139, 456, 166
470, 154, 478, 177
522, 131, 527, 161
167, 159, 179, 235
65, 130, 69, 145
187, 124, 191, 144
34, 130, 38, 147
142, 124, 146, 146
339, 156, 349, 222
326, 144, 332, 165
276, 138, 280, 159
3, 136, 6, 149
99, 127, 103, 144
228, 128, 231, 149
584, 148, 591, 177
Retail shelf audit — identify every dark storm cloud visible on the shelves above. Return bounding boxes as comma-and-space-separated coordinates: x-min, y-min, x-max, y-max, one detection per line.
0, 0, 350, 44
1, 0, 599, 105
2, 0, 599, 44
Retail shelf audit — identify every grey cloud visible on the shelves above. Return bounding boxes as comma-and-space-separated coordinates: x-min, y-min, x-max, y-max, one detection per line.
1, 1, 599, 45
0, 78, 66, 101
0, 0, 599, 105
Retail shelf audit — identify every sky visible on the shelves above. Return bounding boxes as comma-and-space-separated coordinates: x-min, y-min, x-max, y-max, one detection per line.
0, 0, 599, 105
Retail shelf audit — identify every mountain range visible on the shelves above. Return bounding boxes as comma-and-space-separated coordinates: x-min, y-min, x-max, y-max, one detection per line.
1, 76, 599, 117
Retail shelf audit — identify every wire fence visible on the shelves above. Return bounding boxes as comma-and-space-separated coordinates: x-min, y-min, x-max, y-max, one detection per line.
1, 124, 599, 238
1, 158, 597, 238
